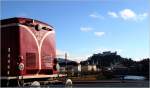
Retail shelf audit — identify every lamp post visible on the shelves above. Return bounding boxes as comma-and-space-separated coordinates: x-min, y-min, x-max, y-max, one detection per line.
65, 53, 68, 78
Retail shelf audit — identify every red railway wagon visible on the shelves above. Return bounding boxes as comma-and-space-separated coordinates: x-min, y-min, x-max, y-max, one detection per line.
1, 17, 63, 86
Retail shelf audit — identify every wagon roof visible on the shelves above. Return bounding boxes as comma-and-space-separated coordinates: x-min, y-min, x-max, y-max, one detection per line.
1, 17, 54, 29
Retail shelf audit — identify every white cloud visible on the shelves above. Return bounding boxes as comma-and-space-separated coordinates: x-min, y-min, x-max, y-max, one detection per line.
107, 9, 148, 21
80, 27, 106, 38
56, 49, 66, 57
89, 12, 104, 19
119, 9, 137, 20
108, 11, 118, 18
72, 48, 123, 62
138, 13, 149, 20
57, 48, 123, 62
80, 27, 93, 32
94, 32, 105, 37
119, 9, 149, 21
141, 13, 148, 17
68, 55, 91, 63
56, 49, 83, 62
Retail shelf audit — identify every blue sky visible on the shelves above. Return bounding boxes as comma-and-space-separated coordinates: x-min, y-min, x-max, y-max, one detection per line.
1, 0, 150, 61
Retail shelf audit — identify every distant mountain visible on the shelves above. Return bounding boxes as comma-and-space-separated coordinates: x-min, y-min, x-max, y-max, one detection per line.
57, 58, 72, 63
80, 51, 124, 67
57, 58, 78, 66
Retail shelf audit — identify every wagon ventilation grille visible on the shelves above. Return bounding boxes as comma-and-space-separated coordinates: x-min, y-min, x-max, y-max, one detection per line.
26, 53, 36, 68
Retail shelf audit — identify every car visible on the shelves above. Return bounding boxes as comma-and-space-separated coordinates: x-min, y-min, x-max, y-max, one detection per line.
124, 75, 145, 80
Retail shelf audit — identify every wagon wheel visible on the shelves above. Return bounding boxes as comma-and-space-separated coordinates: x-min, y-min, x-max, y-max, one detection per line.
17, 79, 24, 87
6, 79, 10, 87
65, 79, 72, 88
31, 81, 40, 87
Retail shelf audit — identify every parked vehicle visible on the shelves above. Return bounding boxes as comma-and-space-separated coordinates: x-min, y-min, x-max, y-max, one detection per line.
124, 75, 145, 80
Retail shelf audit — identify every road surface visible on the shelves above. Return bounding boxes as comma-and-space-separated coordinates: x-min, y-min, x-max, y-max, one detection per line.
44, 80, 149, 87
73, 80, 149, 87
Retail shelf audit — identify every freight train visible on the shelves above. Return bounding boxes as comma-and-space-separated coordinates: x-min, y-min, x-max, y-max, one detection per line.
1, 17, 69, 87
